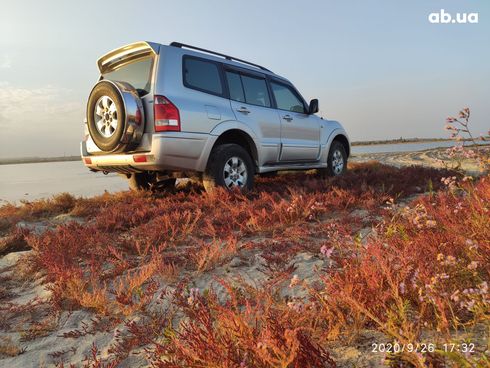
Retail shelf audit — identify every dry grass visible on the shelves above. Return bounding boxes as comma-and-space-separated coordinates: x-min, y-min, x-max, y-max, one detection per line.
19, 314, 59, 342
0, 336, 26, 357
0, 227, 30, 256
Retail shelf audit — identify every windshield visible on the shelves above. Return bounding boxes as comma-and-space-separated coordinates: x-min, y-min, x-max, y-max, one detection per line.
102, 56, 153, 96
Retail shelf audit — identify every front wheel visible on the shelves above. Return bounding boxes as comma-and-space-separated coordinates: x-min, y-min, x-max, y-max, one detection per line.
320, 141, 347, 177
203, 144, 254, 192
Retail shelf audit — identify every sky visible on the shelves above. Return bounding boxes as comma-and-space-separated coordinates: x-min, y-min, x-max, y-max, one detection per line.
0, 0, 489, 158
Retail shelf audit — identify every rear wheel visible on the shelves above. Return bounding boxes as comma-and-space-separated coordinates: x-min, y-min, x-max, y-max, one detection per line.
128, 172, 155, 191
127, 173, 176, 191
203, 144, 254, 192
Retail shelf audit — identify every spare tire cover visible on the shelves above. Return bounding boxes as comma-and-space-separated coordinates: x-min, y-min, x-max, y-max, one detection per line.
86, 80, 144, 153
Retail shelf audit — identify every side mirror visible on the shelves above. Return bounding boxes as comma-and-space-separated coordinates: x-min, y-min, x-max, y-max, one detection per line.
309, 99, 319, 114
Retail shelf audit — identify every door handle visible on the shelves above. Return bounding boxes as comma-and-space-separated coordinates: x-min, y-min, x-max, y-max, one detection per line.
282, 114, 293, 122
236, 106, 250, 114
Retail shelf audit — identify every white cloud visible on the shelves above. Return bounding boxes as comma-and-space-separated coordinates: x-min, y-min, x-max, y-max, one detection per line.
0, 55, 12, 69
0, 82, 85, 157
0, 82, 83, 129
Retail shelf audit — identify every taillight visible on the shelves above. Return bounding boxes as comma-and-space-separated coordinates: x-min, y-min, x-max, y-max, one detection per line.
154, 95, 180, 132
133, 154, 147, 163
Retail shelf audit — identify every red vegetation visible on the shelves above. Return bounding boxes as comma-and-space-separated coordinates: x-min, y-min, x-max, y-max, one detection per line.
150, 282, 336, 368
1, 162, 488, 367
313, 176, 489, 366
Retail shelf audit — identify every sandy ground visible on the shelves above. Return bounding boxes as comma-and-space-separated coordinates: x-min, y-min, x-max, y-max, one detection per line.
0, 212, 389, 368
351, 146, 485, 175
0, 147, 486, 367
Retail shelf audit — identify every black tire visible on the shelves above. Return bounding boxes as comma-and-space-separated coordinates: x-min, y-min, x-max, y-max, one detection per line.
128, 172, 156, 191
153, 178, 177, 192
128, 173, 177, 192
321, 141, 348, 177
203, 144, 254, 192
86, 81, 127, 152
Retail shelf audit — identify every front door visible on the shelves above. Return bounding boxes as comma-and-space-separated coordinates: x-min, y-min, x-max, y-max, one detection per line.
225, 70, 281, 165
270, 80, 320, 161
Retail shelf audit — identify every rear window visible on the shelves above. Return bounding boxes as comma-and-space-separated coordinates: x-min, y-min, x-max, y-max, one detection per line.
102, 56, 153, 96
225, 72, 245, 102
183, 57, 223, 95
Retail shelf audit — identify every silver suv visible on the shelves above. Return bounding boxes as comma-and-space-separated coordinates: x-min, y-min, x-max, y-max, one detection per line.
81, 41, 350, 191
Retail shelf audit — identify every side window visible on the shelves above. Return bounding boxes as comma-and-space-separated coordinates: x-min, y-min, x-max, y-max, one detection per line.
241, 75, 271, 107
225, 70, 271, 108
270, 82, 306, 113
183, 57, 223, 95
225, 72, 245, 102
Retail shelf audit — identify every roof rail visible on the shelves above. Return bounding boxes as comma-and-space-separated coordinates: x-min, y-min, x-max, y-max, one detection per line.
170, 42, 271, 72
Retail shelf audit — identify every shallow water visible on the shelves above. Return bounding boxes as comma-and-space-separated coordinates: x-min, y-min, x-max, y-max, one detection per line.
0, 140, 485, 203
350, 140, 486, 154
0, 161, 128, 204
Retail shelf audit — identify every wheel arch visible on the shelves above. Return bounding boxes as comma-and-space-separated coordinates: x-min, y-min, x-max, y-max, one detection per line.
332, 134, 350, 157
320, 128, 350, 164
208, 129, 259, 169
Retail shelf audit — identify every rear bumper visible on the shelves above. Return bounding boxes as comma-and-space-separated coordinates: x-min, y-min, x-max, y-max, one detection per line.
81, 132, 216, 173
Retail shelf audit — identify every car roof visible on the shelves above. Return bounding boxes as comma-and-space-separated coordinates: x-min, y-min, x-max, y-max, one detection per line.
97, 41, 290, 83
162, 42, 290, 82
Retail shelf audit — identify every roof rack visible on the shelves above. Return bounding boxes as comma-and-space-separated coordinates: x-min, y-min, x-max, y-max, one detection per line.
170, 42, 271, 72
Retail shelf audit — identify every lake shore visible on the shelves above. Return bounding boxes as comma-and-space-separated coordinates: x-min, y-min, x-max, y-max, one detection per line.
0, 156, 81, 166
350, 137, 452, 146
352, 144, 489, 176
2, 144, 487, 204
0, 137, 460, 165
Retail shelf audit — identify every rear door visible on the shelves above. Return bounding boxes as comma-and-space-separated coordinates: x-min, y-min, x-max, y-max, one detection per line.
179, 56, 236, 134
225, 69, 281, 165
270, 80, 320, 161
86, 53, 155, 154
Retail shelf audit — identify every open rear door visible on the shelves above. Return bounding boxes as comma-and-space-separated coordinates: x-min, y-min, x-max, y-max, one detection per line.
97, 41, 160, 74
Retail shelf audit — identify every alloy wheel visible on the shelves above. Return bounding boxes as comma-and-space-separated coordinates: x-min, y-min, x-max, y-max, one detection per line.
94, 95, 119, 138
223, 156, 248, 188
